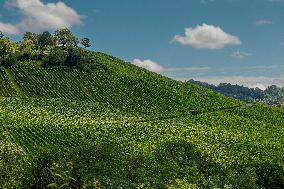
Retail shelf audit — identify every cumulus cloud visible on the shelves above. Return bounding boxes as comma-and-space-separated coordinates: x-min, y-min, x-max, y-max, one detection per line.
132, 59, 211, 75
172, 24, 241, 49
251, 83, 267, 90
0, 22, 19, 35
0, 0, 83, 35
255, 19, 273, 26
189, 76, 284, 90
132, 59, 165, 73
131, 58, 284, 90
231, 51, 251, 59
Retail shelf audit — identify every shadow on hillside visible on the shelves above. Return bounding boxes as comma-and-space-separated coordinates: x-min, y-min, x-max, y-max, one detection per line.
255, 162, 284, 189
18, 141, 284, 189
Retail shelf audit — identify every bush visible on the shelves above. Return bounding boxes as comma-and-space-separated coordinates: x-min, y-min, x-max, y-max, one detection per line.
17, 39, 40, 61
43, 47, 67, 67
0, 54, 17, 67
24, 147, 61, 189
65, 47, 87, 68
255, 162, 284, 189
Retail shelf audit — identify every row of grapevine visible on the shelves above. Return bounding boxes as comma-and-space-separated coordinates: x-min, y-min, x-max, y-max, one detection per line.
0, 97, 283, 167
0, 68, 16, 97
9, 64, 242, 117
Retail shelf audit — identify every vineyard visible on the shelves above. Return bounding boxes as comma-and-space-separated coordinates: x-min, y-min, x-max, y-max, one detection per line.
1, 52, 284, 189
0, 68, 16, 97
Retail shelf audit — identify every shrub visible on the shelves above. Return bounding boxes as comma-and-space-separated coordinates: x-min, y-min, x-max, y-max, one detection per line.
43, 47, 67, 67
65, 47, 87, 68
17, 39, 39, 61
0, 37, 18, 67
0, 54, 17, 67
255, 162, 284, 189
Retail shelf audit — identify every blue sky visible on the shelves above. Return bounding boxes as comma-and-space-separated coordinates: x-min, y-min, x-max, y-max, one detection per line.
0, 0, 284, 89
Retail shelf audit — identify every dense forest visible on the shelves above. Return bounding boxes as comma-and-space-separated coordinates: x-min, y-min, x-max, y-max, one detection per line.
188, 79, 284, 107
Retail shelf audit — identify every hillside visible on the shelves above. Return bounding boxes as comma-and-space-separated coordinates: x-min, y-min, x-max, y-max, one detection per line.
1, 52, 284, 189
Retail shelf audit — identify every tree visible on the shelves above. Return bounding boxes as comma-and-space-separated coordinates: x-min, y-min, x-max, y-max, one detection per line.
43, 47, 67, 67
54, 28, 78, 47
17, 39, 38, 61
65, 47, 86, 67
38, 31, 55, 49
0, 37, 18, 67
81, 38, 91, 48
0, 31, 4, 39
23, 32, 38, 42
23, 32, 39, 47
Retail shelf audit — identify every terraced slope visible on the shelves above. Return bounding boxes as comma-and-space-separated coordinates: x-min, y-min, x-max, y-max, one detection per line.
0, 68, 16, 96
1, 52, 283, 189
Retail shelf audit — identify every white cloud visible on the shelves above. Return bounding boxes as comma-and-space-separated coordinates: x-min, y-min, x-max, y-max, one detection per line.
131, 58, 284, 90
132, 59, 211, 75
251, 83, 266, 90
0, 22, 19, 35
0, 0, 83, 35
172, 23, 241, 49
281, 42, 284, 47
132, 59, 165, 73
188, 76, 284, 89
231, 51, 252, 59
166, 67, 211, 72
256, 19, 273, 26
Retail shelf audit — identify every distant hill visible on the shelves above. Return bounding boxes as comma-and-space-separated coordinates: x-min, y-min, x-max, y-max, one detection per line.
188, 79, 284, 107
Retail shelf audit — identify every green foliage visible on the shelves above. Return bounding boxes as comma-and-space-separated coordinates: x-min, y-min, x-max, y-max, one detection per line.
0, 31, 4, 38
17, 39, 39, 61
23, 32, 39, 46
65, 47, 87, 67
0, 38, 18, 67
189, 79, 284, 107
0, 54, 17, 67
255, 162, 284, 189
0, 68, 16, 96
0, 52, 283, 188
168, 179, 200, 189
43, 47, 67, 67
81, 38, 91, 48
48, 161, 76, 189
0, 28, 93, 69
0, 132, 28, 189
38, 31, 56, 49
54, 28, 78, 47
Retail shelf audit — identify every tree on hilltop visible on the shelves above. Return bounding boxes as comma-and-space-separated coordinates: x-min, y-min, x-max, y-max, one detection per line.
54, 28, 78, 47
23, 32, 39, 46
0, 37, 17, 67
81, 38, 91, 48
38, 31, 56, 49
0, 28, 94, 69
0, 31, 4, 39
17, 39, 38, 61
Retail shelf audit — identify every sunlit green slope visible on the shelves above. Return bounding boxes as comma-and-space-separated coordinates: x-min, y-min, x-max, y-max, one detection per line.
0, 52, 240, 113
0, 52, 283, 189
